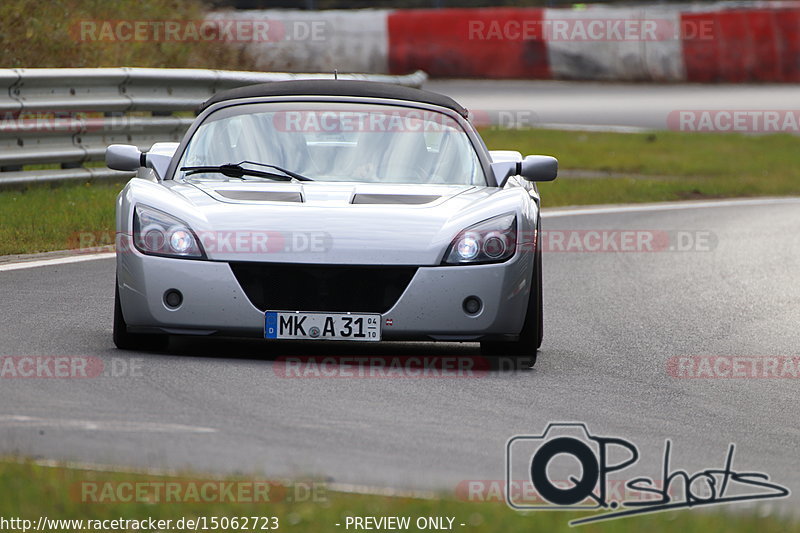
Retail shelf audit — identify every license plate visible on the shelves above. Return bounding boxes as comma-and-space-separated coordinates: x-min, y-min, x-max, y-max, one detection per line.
265, 311, 381, 341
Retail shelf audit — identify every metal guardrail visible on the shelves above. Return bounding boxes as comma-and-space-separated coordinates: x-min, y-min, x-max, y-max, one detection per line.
0, 68, 428, 187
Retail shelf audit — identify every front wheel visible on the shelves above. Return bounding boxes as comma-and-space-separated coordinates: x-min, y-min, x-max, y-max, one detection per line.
113, 281, 168, 351
480, 242, 542, 366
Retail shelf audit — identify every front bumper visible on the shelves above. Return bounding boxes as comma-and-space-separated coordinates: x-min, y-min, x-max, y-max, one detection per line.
117, 245, 534, 341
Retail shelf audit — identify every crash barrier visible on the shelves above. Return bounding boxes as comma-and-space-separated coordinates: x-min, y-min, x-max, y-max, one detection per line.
681, 7, 800, 82
0, 68, 427, 187
220, 3, 800, 82
388, 3, 800, 81
388, 8, 550, 79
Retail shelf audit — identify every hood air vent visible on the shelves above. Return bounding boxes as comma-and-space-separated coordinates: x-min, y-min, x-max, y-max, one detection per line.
351, 194, 440, 205
216, 190, 303, 202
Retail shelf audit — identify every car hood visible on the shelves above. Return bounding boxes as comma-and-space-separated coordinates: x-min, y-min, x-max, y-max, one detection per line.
150, 180, 524, 265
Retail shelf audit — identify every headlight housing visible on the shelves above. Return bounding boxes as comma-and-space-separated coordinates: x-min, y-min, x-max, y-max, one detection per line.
132, 204, 205, 259
443, 214, 517, 265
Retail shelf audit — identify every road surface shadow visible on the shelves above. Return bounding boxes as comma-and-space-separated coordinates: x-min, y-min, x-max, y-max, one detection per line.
146, 336, 537, 373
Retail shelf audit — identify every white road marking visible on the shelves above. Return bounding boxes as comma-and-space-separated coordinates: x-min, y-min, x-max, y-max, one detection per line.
543, 197, 800, 218
536, 122, 649, 134
0, 415, 216, 434
325, 482, 436, 500
0, 252, 115, 272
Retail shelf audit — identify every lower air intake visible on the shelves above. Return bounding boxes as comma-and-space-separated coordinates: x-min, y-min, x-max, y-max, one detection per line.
229, 262, 418, 314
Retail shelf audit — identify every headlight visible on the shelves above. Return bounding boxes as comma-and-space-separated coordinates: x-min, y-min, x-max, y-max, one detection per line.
443, 214, 517, 265
133, 204, 205, 259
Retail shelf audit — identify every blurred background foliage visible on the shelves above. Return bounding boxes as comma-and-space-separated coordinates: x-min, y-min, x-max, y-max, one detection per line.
212, 0, 706, 8
0, 0, 254, 69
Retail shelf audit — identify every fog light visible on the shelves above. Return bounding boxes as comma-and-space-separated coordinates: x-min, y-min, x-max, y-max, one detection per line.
463, 296, 482, 315
164, 289, 183, 309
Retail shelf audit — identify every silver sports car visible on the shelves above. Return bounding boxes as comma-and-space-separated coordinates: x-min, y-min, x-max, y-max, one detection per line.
106, 80, 557, 361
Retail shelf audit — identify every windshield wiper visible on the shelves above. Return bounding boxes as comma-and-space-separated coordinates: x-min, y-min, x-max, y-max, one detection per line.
180, 161, 313, 182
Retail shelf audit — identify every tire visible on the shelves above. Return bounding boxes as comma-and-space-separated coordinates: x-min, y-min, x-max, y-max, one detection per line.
480, 225, 543, 366
113, 281, 168, 351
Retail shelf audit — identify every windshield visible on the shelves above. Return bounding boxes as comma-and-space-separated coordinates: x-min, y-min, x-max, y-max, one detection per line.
177, 102, 486, 185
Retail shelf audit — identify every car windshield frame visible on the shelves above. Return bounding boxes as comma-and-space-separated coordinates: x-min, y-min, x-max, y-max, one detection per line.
173, 100, 488, 187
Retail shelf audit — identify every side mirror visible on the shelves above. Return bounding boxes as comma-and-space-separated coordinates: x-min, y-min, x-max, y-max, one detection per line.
520, 155, 558, 182
490, 154, 558, 187
106, 144, 143, 171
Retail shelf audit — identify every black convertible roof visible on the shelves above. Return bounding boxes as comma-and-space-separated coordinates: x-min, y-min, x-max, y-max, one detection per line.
200, 79, 469, 118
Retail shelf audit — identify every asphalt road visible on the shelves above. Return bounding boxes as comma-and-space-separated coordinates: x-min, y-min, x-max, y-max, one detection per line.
425, 80, 800, 131
1, 199, 799, 513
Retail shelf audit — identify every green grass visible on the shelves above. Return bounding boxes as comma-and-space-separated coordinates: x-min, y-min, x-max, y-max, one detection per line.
0, 181, 122, 256
480, 128, 800, 206
3, 460, 797, 533
2, 128, 800, 256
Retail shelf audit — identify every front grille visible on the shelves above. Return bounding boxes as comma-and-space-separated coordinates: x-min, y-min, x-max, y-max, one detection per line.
229, 262, 418, 313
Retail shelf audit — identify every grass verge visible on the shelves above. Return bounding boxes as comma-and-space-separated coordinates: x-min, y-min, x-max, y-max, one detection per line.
0, 181, 121, 256
2, 129, 800, 256
3, 460, 796, 533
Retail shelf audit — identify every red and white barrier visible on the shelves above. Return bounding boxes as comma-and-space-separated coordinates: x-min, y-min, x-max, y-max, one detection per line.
681, 6, 800, 82
388, 8, 549, 78
206, 9, 392, 73
211, 3, 800, 82
541, 5, 686, 81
